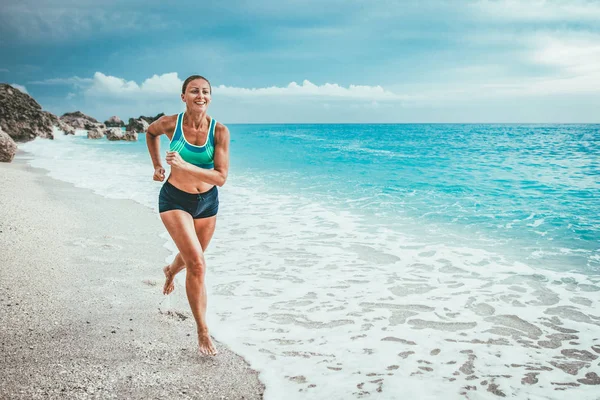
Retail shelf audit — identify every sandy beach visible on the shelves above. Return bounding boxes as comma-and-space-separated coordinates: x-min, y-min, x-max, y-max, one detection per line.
0, 154, 264, 399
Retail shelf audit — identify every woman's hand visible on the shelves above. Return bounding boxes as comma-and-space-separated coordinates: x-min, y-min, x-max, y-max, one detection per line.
153, 166, 165, 182
166, 151, 188, 170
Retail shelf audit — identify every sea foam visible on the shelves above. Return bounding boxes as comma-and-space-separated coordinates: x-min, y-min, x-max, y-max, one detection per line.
20, 128, 600, 399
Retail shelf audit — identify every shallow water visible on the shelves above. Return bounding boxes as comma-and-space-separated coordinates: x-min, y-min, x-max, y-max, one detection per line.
21, 124, 600, 399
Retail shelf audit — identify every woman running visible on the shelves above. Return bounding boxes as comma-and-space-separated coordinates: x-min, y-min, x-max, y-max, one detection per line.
146, 75, 230, 356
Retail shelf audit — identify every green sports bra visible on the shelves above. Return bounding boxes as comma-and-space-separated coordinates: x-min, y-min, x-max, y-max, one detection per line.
169, 112, 216, 169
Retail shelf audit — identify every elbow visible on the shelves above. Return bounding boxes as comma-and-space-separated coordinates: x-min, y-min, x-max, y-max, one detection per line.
216, 173, 228, 187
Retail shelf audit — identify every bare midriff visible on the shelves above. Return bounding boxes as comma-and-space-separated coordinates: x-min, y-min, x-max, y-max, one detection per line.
167, 169, 215, 194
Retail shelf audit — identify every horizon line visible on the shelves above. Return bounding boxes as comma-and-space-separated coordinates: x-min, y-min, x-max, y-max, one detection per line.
222, 122, 600, 125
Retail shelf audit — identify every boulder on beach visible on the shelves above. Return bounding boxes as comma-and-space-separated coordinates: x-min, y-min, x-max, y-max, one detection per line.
57, 119, 76, 135
139, 113, 165, 125
106, 127, 137, 141
0, 83, 55, 142
43, 111, 75, 135
125, 113, 164, 133
60, 111, 99, 130
126, 118, 150, 133
0, 126, 17, 162
104, 116, 125, 128
87, 126, 104, 139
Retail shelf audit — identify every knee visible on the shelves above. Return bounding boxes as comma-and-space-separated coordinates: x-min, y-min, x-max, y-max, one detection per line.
186, 256, 206, 277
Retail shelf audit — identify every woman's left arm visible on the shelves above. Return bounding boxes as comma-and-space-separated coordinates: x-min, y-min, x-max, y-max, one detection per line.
165, 123, 230, 187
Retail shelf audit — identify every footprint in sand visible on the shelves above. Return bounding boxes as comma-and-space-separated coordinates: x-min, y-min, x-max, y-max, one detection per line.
160, 310, 189, 321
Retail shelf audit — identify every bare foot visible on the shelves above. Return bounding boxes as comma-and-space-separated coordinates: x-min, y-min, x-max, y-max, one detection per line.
198, 331, 218, 356
163, 265, 175, 295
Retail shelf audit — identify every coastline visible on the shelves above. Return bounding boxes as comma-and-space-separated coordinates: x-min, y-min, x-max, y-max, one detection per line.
0, 153, 265, 399
4, 127, 599, 399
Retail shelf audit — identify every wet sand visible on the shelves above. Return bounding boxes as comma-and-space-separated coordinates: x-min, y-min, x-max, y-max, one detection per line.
0, 156, 264, 399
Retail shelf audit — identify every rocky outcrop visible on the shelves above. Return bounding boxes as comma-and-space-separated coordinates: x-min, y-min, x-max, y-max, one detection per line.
0, 83, 55, 142
0, 127, 17, 162
123, 131, 138, 141
104, 116, 125, 128
124, 113, 163, 132
57, 119, 76, 135
126, 118, 150, 133
106, 127, 137, 141
42, 111, 75, 135
59, 111, 99, 130
139, 113, 164, 125
87, 126, 104, 139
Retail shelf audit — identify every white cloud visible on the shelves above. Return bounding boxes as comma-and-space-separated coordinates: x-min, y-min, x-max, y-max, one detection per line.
85, 72, 181, 97
80, 72, 407, 101
30, 76, 93, 87
505, 32, 600, 96
66, 92, 76, 100
10, 83, 28, 94
472, 0, 600, 21
430, 28, 600, 100
215, 80, 407, 101
139, 73, 183, 94
530, 32, 600, 75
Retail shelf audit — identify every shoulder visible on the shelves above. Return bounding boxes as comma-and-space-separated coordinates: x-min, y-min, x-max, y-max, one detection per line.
157, 114, 179, 132
213, 120, 230, 143
147, 114, 178, 136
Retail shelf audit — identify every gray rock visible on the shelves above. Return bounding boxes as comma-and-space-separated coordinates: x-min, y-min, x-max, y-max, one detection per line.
139, 113, 164, 125
125, 118, 149, 133
0, 84, 55, 142
57, 120, 75, 135
105, 127, 137, 141
85, 121, 104, 130
59, 111, 99, 130
87, 127, 104, 139
0, 127, 17, 162
41, 111, 75, 136
104, 116, 125, 128
105, 127, 123, 141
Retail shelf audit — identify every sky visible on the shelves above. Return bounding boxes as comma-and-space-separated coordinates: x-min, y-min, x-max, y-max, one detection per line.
1, 0, 599, 123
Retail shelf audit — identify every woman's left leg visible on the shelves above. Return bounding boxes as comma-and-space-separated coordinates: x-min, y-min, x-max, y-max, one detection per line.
160, 210, 217, 355
163, 216, 217, 294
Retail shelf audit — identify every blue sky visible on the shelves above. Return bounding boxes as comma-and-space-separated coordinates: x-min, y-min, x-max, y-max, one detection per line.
1, 0, 599, 123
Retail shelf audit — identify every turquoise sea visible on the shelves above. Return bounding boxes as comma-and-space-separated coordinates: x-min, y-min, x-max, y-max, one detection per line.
21, 123, 600, 399
229, 123, 600, 272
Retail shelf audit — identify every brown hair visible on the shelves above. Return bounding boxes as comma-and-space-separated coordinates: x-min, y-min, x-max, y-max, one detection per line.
182, 75, 211, 94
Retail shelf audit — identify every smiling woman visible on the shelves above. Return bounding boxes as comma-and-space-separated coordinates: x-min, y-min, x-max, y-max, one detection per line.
145, 74, 231, 356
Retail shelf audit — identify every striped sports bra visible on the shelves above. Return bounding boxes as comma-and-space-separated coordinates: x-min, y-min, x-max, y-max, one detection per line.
169, 112, 216, 169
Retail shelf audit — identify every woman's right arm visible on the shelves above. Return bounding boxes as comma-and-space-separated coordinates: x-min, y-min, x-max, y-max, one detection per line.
146, 116, 175, 182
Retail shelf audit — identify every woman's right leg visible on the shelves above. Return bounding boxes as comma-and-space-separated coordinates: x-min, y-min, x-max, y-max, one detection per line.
163, 253, 185, 295
159, 209, 217, 356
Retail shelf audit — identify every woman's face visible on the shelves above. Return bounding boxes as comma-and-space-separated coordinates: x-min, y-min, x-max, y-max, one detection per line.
181, 79, 211, 113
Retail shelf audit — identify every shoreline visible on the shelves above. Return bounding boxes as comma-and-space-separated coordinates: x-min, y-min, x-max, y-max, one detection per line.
6, 135, 600, 399
0, 154, 265, 399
